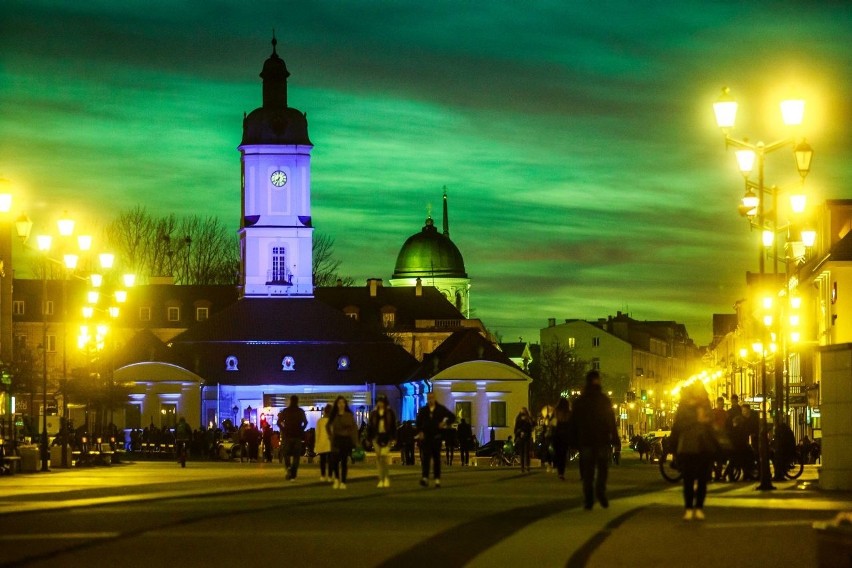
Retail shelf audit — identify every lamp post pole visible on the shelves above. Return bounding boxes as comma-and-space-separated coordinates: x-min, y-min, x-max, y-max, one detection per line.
713, 87, 813, 491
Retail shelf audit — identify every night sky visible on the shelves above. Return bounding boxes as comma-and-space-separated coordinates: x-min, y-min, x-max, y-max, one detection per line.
1, 1, 849, 345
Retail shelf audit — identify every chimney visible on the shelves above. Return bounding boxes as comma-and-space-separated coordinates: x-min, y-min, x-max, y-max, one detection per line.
548, 318, 556, 328
336, 278, 343, 287
415, 277, 422, 296
368, 278, 383, 297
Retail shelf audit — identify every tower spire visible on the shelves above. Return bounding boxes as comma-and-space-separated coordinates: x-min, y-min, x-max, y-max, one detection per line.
442, 186, 449, 237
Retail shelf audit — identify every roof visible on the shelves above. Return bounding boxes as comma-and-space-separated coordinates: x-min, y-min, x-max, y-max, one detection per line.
164, 297, 418, 386
392, 217, 467, 279
314, 282, 463, 328
829, 230, 852, 262
409, 328, 524, 380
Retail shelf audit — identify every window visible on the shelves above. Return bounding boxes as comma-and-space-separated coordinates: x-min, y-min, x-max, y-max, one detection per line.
196, 307, 209, 321
592, 337, 601, 347
271, 246, 287, 282
13, 301, 24, 315
455, 401, 472, 423
382, 311, 395, 328
46, 334, 57, 352
636, 367, 644, 377
139, 307, 151, 321
167, 307, 180, 322
43, 300, 54, 316
567, 337, 575, 348
489, 401, 507, 428
591, 357, 601, 370
345, 312, 358, 320
160, 403, 177, 429
14, 335, 26, 351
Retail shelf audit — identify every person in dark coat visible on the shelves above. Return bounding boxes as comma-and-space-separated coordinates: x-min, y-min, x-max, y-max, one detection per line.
415, 391, 455, 488
670, 381, 716, 521
552, 397, 572, 480
514, 407, 534, 472
568, 370, 619, 509
278, 395, 308, 480
456, 418, 474, 466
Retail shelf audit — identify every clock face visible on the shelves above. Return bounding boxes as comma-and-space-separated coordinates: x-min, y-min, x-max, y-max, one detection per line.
270, 170, 287, 187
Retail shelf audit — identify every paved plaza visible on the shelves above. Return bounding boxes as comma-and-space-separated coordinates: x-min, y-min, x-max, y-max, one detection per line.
0, 452, 850, 567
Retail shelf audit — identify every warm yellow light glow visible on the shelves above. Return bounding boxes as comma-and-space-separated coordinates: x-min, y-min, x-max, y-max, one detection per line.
790, 295, 802, 309
36, 234, 52, 251
735, 149, 756, 175
762, 296, 773, 310
762, 230, 774, 247
801, 229, 816, 247
752, 342, 763, 354
769, 342, 778, 353
780, 98, 805, 126
63, 254, 78, 270
647, 390, 654, 396
790, 193, 806, 214
123, 274, 136, 287
0, 193, 12, 213
713, 87, 737, 128
99, 253, 115, 269
742, 190, 759, 210
109, 306, 119, 318
790, 314, 800, 326
739, 348, 748, 358
87, 291, 99, 304
791, 331, 801, 343
57, 212, 75, 237
115, 290, 127, 303
78, 235, 92, 251
82, 306, 93, 318
96, 324, 108, 336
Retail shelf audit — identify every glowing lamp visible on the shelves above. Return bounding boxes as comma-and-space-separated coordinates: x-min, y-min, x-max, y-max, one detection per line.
780, 99, 805, 126
801, 228, 816, 247
123, 274, 136, 287
36, 235, 52, 252
735, 149, 756, 176
90, 274, 103, 287
762, 230, 774, 247
15, 214, 32, 241
87, 290, 99, 304
63, 254, 78, 270
790, 193, 806, 214
793, 139, 814, 178
82, 306, 93, 318
713, 87, 737, 128
115, 290, 127, 303
763, 315, 773, 327
0, 193, 11, 213
109, 306, 119, 318
78, 235, 92, 251
99, 253, 115, 269
57, 212, 75, 236
762, 296, 773, 309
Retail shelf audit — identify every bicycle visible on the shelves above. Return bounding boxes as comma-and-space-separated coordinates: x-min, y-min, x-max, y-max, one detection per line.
658, 449, 682, 483
774, 449, 805, 480
489, 450, 521, 467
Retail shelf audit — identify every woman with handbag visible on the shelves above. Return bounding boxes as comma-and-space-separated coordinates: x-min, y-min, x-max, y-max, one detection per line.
671, 381, 716, 521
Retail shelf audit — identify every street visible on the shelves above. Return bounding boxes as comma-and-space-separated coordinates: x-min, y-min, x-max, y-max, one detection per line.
0, 452, 849, 568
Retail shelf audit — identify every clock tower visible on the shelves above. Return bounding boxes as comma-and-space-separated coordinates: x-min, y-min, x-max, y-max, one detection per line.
238, 37, 314, 298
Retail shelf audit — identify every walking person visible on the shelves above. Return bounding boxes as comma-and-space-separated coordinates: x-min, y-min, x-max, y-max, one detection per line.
670, 381, 716, 521
552, 397, 572, 480
367, 395, 397, 488
278, 395, 308, 481
514, 407, 534, 472
457, 418, 473, 466
327, 396, 360, 489
568, 370, 619, 509
415, 391, 455, 488
315, 404, 333, 482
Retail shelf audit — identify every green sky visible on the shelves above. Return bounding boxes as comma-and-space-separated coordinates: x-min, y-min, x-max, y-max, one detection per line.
1, 1, 849, 345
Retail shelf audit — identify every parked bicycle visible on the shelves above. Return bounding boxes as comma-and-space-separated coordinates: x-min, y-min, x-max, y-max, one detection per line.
490, 450, 520, 467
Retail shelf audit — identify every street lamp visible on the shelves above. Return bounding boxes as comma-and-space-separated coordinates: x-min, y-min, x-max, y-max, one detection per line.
713, 86, 814, 491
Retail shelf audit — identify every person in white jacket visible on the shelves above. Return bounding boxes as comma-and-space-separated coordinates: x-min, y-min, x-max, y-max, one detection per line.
314, 404, 333, 482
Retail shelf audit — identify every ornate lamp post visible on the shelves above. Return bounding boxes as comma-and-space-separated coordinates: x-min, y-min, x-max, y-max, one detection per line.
713, 87, 814, 490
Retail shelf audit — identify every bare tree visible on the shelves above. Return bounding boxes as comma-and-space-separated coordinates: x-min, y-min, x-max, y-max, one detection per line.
531, 339, 587, 411
313, 232, 354, 287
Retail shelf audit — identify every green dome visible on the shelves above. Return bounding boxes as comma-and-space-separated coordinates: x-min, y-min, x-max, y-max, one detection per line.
393, 218, 467, 279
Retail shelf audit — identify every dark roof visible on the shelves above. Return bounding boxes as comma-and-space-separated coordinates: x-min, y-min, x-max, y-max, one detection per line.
165, 298, 418, 386
829, 230, 852, 262
314, 282, 463, 328
409, 329, 522, 380
498, 342, 529, 359
114, 329, 172, 368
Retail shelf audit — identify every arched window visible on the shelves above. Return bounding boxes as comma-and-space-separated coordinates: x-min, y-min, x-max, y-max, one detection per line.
455, 291, 463, 311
